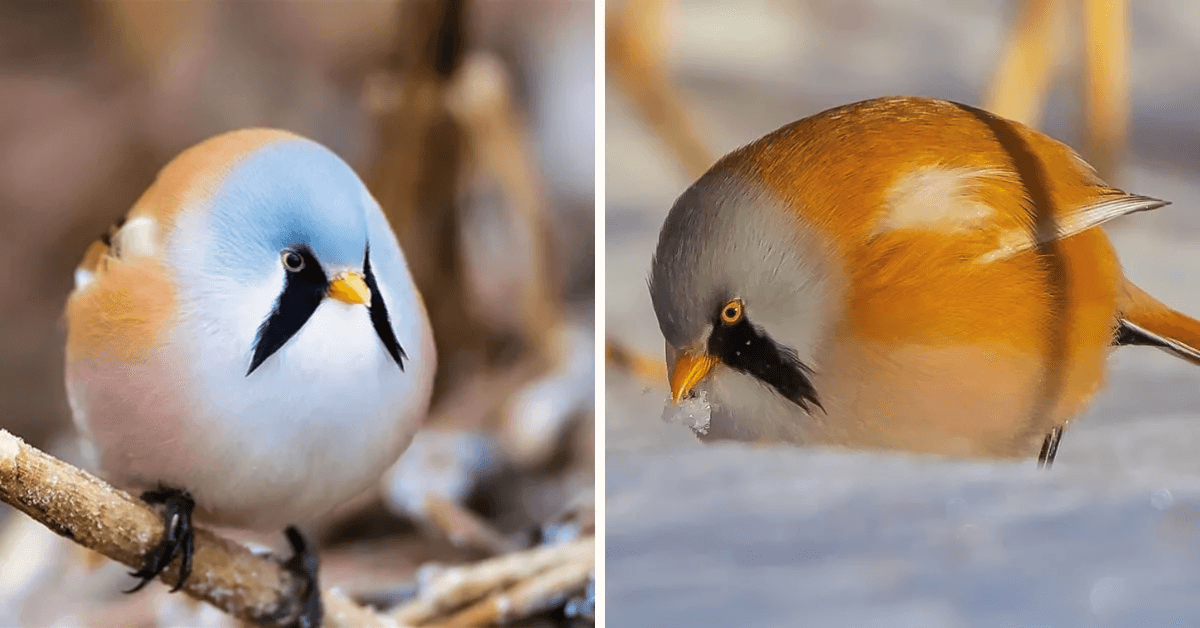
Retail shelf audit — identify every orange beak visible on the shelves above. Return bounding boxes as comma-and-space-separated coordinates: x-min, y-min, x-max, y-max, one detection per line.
670, 352, 718, 403
327, 271, 371, 306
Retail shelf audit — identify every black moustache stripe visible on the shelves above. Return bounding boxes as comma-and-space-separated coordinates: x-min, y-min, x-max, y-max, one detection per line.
246, 244, 408, 376
364, 247, 407, 370
708, 314, 822, 413
247, 246, 327, 376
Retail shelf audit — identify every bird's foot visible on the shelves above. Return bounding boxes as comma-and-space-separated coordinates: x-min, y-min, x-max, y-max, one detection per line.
1038, 425, 1065, 468
126, 487, 195, 593
283, 526, 322, 628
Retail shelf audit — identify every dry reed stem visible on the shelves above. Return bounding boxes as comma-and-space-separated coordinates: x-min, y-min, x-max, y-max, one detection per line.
366, 0, 487, 407
423, 494, 522, 557
606, 0, 714, 178
1083, 0, 1128, 181
391, 537, 594, 626
324, 589, 408, 628
605, 338, 667, 387
984, 0, 1065, 127
425, 558, 593, 628
446, 51, 564, 365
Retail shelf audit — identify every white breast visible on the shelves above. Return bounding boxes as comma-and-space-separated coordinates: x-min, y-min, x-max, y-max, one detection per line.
69, 209, 435, 530
180, 296, 430, 528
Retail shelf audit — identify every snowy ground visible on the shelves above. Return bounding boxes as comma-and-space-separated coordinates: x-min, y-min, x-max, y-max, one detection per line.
605, 1, 1200, 625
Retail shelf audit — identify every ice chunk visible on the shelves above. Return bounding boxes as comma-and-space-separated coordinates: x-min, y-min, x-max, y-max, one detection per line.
661, 390, 712, 436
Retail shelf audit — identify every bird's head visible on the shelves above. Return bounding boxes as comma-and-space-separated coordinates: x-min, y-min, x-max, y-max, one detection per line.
156, 130, 429, 384
648, 166, 845, 440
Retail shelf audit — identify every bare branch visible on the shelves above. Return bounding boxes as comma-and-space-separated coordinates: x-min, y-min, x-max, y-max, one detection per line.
0, 429, 593, 628
0, 429, 324, 626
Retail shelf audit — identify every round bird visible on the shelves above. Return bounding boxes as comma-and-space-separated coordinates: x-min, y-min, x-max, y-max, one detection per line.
65, 129, 436, 623
650, 96, 1200, 462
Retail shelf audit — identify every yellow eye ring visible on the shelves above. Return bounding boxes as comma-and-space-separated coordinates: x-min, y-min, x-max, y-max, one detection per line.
719, 299, 743, 325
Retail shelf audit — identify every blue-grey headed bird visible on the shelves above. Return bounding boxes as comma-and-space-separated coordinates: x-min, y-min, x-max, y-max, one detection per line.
65, 129, 436, 625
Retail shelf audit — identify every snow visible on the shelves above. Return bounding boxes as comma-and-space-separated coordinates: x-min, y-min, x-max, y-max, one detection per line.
606, 445, 1200, 627
660, 391, 712, 436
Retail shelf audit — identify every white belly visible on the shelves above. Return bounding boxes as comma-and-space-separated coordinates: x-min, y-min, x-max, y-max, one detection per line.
67, 299, 433, 530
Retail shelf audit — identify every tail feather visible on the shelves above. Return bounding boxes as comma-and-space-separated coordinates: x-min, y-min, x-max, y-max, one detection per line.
1116, 279, 1200, 366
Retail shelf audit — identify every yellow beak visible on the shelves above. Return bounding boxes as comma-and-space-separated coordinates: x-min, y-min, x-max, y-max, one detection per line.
327, 271, 371, 306
670, 352, 718, 403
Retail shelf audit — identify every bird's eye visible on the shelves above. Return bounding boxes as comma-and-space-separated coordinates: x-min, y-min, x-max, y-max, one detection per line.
281, 250, 305, 272
720, 299, 743, 325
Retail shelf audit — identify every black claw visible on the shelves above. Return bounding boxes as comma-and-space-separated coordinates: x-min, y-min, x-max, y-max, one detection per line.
175, 516, 195, 592
283, 526, 323, 628
1038, 425, 1064, 468
125, 487, 195, 594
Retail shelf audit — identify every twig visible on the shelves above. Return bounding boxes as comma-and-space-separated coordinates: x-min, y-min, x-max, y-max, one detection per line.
426, 559, 593, 628
984, 0, 1065, 127
985, 0, 1128, 182
326, 588, 407, 628
605, 338, 667, 386
422, 494, 522, 557
606, 0, 714, 178
0, 429, 381, 627
391, 537, 594, 626
1082, 0, 1128, 181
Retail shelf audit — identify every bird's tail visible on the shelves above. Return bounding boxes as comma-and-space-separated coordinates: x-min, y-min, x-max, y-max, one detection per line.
1115, 278, 1200, 366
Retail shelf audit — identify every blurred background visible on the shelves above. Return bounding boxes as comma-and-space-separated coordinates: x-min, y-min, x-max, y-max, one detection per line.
0, 1, 593, 626
605, 0, 1200, 625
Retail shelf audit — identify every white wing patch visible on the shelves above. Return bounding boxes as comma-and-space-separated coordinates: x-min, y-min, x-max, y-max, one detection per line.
111, 216, 159, 259
872, 165, 1168, 264
73, 268, 94, 290
874, 167, 1015, 236
976, 194, 1168, 264
72, 215, 161, 293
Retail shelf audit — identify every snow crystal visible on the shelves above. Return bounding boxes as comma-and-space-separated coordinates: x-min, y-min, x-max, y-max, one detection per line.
661, 391, 712, 436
